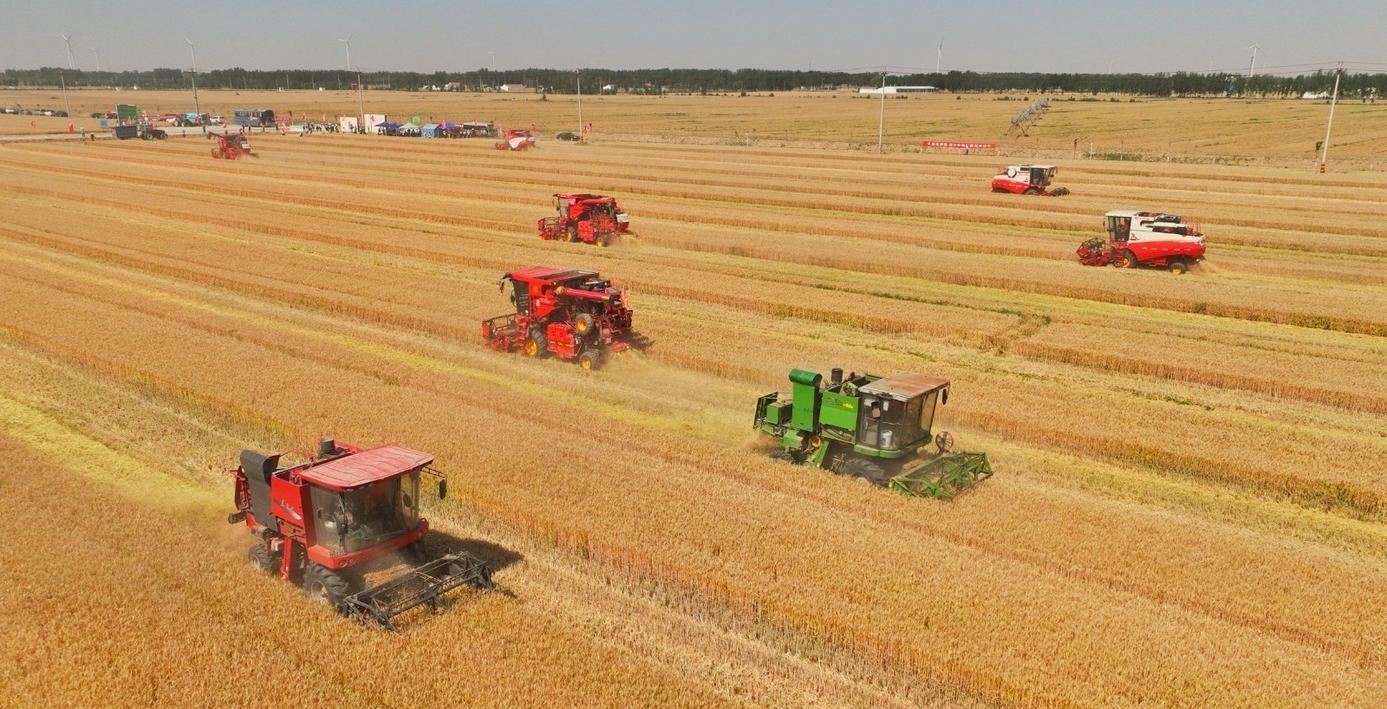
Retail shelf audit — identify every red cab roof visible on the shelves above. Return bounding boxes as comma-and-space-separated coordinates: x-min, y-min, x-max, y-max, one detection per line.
297, 445, 433, 491
509, 266, 597, 283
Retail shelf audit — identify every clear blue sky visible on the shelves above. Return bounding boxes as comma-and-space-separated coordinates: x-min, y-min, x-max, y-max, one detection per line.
2, 0, 1383, 74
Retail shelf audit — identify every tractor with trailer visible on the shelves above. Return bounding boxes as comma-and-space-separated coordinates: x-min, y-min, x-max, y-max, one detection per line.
210, 132, 254, 160
991, 164, 1070, 196
754, 368, 992, 499
495, 128, 537, 151
229, 438, 493, 630
481, 266, 647, 369
1077, 210, 1206, 274
537, 193, 631, 247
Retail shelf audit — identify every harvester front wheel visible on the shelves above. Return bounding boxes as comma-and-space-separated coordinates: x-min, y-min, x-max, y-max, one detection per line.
1118, 251, 1138, 269
577, 350, 600, 370
842, 457, 889, 487
564, 225, 577, 243
1024, 187, 1042, 195
303, 564, 353, 611
248, 544, 278, 574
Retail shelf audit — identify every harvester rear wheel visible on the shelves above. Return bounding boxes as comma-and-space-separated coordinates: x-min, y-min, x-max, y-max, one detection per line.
1168, 259, 1189, 275
248, 544, 278, 574
842, 457, 889, 487
304, 564, 353, 611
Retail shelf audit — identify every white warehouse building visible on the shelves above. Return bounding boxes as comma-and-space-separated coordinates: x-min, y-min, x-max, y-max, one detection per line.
858, 86, 938, 94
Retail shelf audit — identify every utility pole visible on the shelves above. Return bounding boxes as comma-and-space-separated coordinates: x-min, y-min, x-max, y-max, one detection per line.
576, 70, 584, 141
877, 70, 902, 154
1319, 65, 1343, 173
186, 38, 204, 134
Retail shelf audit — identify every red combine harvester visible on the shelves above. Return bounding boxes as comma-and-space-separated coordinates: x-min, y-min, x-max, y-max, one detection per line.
229, 438, 493, 630
481, 266, 648, 369
495, 129, 537, 151
991, 164, 1069, 196
1078, 210, 1206, 274
210, 132, 253, 159
537, 193, 631, 247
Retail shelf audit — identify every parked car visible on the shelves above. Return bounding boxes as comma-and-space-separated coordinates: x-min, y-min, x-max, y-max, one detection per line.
556, 131, 581, 142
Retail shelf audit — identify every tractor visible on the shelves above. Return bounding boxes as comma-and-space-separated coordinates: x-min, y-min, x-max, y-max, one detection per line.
991, 164, 1070, 196
210, 132, 253, 160
537, 193, 631, 247
495, 128, 537, 151
229, 438, 493, 630
481, 266, 647, 369
1077, 210, 1206, 274
754, 368, 992, 499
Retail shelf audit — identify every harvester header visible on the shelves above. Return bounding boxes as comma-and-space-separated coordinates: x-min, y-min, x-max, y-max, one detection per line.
754, 368, 991, 499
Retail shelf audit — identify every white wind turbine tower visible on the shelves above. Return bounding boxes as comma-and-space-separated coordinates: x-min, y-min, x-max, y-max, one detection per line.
61, 33, 75, 69
1247, 44, 1260, 78
936, 41, 943, 74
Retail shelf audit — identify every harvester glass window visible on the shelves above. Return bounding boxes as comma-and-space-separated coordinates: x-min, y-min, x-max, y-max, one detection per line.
917, 391, 939, 437
314, 473, 421, 553
859, 396, 904, 450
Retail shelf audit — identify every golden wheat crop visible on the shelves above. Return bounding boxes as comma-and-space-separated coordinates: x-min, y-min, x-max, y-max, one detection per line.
1, 103, 1385, 706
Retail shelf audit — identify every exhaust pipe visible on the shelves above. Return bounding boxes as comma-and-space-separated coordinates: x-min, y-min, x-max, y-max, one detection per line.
317, 438, 339, 460
831, 368, 843, 386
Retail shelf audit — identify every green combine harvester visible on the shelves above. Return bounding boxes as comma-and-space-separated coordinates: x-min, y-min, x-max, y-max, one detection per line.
753, 368, 992, 499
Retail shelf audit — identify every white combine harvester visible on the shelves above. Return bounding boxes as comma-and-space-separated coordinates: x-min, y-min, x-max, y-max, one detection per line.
990, 164, 1070, 196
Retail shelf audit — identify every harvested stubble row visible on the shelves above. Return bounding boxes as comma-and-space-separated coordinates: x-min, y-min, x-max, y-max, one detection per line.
2, 130, 1386, 705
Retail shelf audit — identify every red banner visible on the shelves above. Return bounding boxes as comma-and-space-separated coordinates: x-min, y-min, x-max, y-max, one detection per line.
923, 140, 997, 149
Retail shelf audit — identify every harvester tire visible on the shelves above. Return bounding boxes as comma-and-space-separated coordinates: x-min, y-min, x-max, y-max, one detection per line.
525, 326, 547, 357
769, 450, 797, 463
248, 544, 278, 574
564, 225, 577, 243
1119, 251, 1138, 269
1168, 259, 1189, 275
1024, 187, 1042, 195
577, 350, 599, 370
573, 312, 595, 336
304, 564, 352, 611
842, 457, 889, 487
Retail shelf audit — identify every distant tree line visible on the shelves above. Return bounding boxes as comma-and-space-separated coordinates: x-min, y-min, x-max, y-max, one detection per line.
2, 66, 1382, 98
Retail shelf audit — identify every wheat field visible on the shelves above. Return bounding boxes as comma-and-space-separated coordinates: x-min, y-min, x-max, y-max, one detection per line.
1, 92, 1386, 707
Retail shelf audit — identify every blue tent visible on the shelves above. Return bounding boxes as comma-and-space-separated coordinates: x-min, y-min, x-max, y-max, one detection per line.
421, 123, 441, 138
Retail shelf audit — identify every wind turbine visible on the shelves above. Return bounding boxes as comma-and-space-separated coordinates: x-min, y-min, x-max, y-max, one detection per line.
1247, 44, 1259, 78
61, 33, 75, 69
936, 41, 943, 74
91, 47, 101, 72
338, 37, 365, 132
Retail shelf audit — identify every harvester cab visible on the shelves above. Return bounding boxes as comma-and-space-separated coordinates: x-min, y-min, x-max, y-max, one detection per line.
229, 439, 493, 630
481, 266, 648, 369
754, 368, 992, 499
537, 193, 631, 246
991, 164, 1069, 196
1077, 210, 1206, 274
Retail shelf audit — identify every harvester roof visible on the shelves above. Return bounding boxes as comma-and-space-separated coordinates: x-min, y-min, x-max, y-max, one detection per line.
509, 266, 598, 284
859, 373, 950, 400
298, 445, 433, 491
